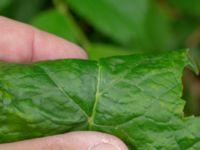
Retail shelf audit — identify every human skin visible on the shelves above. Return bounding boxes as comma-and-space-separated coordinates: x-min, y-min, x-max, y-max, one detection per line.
0, 17, 128, 150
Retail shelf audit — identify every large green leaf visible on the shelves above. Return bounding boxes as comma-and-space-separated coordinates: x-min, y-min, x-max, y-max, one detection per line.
0, 50, 200, 149
65, 0, 172, 51
31, 9, 78, 43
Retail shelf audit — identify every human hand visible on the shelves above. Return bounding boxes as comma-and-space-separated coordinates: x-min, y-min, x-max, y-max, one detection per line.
0, 17, 128, 150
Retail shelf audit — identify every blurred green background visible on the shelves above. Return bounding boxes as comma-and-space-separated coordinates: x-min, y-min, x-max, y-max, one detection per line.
0, 0, 200, 115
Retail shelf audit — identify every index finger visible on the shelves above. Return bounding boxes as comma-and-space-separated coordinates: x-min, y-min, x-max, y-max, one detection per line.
0, 16, 87, 63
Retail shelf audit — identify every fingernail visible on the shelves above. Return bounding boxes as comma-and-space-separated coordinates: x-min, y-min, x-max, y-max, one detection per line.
91, 143, 121, 150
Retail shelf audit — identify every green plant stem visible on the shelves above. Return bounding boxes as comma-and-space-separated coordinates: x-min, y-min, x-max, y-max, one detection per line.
52, 0, 91, 53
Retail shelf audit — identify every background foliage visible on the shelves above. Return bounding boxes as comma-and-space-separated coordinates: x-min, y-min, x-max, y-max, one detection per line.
0, 0, 200, 115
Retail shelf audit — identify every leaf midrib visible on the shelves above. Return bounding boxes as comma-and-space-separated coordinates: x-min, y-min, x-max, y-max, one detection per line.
88, 61, 101, 129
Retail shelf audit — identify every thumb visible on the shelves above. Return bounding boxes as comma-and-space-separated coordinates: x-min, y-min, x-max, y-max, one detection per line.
0, 131, 128, 150
0, 16, 87, 63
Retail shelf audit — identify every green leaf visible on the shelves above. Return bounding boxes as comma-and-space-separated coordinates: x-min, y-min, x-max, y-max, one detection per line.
0, 50, 200, 149
0, 0, 12, 11
65, 0, 172, 51
31, 9, 78, 43
88, 43, 134, 60
168, 0, 200, 17
1, 0, 47, 22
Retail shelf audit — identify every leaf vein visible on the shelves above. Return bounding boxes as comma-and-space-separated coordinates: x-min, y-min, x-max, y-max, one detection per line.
37, 66, 89, 119
89, 61, 101, 129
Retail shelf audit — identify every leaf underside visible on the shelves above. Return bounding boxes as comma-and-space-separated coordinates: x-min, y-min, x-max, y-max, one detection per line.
0, 50, 200, 150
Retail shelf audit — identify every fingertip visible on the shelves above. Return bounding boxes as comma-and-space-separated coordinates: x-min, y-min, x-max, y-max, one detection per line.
31, 30, 88, 62
0, 132, 128, 150
0, 16, 88, 63
60, 41, 88, 60
45, 131, 129, 150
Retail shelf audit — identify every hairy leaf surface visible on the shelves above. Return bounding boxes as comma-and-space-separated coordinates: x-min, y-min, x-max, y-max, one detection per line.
0, 50, 199, 149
